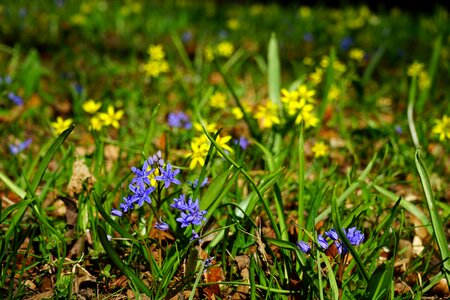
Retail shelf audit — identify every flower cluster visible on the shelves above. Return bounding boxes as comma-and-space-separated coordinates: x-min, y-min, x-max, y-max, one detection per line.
82, 100, 124, 131
171, 195, 207, 228
297, 227, 365, 255
186, 124, 234, 169
254, 101, 280, 129
167, 111, 192, 129
111, 151, 181, 217
281, 85, 319, 128
143, 44, 169, 78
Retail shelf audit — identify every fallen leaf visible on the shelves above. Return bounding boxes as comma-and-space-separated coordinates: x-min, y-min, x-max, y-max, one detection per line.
67, 159, 96, 196
25, 291, 53, 300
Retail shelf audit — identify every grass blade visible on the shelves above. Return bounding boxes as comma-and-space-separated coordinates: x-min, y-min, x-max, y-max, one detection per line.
316, 152, 377, 223
331, 193, 370, 282
97, 224, 152, 297
414, 149, 450, 281
268, 32, 281, 109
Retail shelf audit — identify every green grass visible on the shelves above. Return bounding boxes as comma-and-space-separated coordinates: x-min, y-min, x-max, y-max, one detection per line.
0, 1, 449, 299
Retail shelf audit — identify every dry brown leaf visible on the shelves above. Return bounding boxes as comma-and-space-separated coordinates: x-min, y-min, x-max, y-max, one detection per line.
412, 236, 424, 256
394, 281, 412, 295
430, 278, 450, 297
235, 255, 250, 271
104, 144, 120, 172
25, 291, 53, 300
67, 159, 96, 196
203, 265, 224, 299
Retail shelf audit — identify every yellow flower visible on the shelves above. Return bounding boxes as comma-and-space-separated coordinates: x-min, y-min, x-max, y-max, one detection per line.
333, 60, 347, 74
407, 61, 424, 77
143, 60, 169, 78
303, 57, 314, 66
227, 18, 240, 30
320, 56, 329, 68
250, 4, 264, 15
328, 85, 341, 102
418, 71, 431, 90
205, 46, 215, 61
51, 117, 73, 135
232, 107, 243, 119
187, 140, 209, 169
216, 41, 234, 57
281, 89, 298, 104
254, 102, 280, 129
193, 122, 218, 133
295, 104, 319, 128
147, 44, 165, 61
312, 141, 329, 158
349, 48, 365, 62
215, 135, 233, 154
299, 6, 312, 18
98, 105, 124, 129
89, 116, 103, 131
297, 84, 316, 103
82, 99, 102, 114
70, 14, 86, 26
310, 68, 323, 85
210, 91, 227, 109
231, 102, 251, 120
432, 115, 450, 141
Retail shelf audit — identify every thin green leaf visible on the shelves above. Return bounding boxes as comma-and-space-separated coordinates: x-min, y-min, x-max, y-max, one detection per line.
97, 224, 152, 296
332, 194, 370, 282
316, 152, 377, 223
268, 32, 281, 109
415, 150, 450, 279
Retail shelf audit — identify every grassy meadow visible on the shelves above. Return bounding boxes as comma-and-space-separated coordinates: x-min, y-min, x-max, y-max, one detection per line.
0, 1, 449, 299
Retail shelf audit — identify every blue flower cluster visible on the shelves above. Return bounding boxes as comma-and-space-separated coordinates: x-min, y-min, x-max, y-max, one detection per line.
111, 151, 181, 217
167, 111, 192, 130
171, 195, 207, 228
296, 227, 365, 255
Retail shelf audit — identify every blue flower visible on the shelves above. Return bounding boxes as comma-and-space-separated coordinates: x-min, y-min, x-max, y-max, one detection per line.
191, 230, 201, 242
9, 138, 32, 155
147, 151, 164, 167
0, 75, 12, 85
129, 184, 154, 207
8, 92, 23, 106
303, 32, 314, 42
325, 228, 339, 240
182, 31, 193, 43
175, 197, 207, 228
120, 195, 135, 212
131, 161, 153, 190
176, 209, 207, 228
171, 194, 189, 210
235, 136, 249, 150
318, 234, 329, 250
189, 177, 209, 188
340, 36, 353, 51
296, 241, 311, 254
155, 163, 181, 188
154, 219, 169, 231
344, 227, 365, 246
204, 256, 214, 268
111, 208, 123, 217
168, 111, 192, 129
